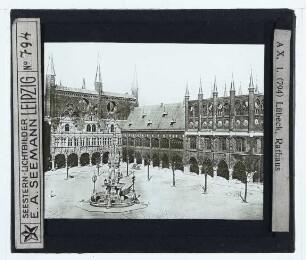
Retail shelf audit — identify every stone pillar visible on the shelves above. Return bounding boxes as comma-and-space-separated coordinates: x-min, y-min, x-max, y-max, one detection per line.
134, 157, 137, 164
184, 164, 190, 174
89, 154, 92, 166
141, 157, 145, 167
229, 84, 235, 131
248, 172, 254, 183
65, 154, 68, 168
185, 87, 190, 131
159, 160, 162, 169
248, 73, 255, 133
51, 157, 55, 171
213, 166, 218, 177
198, 164, 203, 175
78, 155, 81, 167
213, 90, 218, 131
229, 168, 233, 181
150, 160, 153, 170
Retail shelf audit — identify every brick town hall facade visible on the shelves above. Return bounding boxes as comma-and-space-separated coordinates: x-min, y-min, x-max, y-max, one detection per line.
44, 56, 264, 182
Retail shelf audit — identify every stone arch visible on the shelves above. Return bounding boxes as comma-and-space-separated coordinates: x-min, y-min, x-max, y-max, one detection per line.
189, 157, 199, 174
161, 153, 169, 168
86, 124, 91, 132
55, 154, 66, 169
67, 153, 78, 167
202, 158, 213, 176
152, 153, 160, 167
217, 160, 229, 180
102, 151, 109, 164
80, 153, 90, 166
233, 161, 246, 182
172, 155, 183, 171
91, 152, 101, 165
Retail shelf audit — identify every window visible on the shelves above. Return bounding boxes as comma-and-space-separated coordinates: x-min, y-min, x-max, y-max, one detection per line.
74, 137, 79, 147
143, 137, 150, 147
128, 137, 135, 146
236, 138, 245, 152
92, 138, 96, 146
135, 137, 142, 147
190, 137, 197, 149
86, 124, 91, 132
160, 138, 169, 148
151, 138, 159, 148
110, 124, 114, 132
122, 137, 127, 146
61, 137, 65, 146
204, 138, 211, 150
81, 138, 85, 146
170, 138, 183, 150
92, 125, 96, 132
68, 138, 72, 147
86, 137, 90, 146
55, 138, 59, 147
65, 124, 69, 132
219, 138, 227, 151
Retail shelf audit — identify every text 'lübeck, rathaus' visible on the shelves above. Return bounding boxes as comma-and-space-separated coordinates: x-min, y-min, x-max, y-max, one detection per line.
44, 56, 264, 182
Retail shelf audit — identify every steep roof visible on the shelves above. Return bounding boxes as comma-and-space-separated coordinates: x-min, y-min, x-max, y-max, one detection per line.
123, 103, 185, 131
56, 86, 135, 99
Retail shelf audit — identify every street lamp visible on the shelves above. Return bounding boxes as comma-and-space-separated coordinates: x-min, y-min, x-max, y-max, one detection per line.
92, 172, 97, 194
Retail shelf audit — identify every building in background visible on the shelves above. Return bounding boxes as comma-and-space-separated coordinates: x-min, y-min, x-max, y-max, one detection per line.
43, 55, 138, 170
121, 75, 264, 182
44, 56, 263, 182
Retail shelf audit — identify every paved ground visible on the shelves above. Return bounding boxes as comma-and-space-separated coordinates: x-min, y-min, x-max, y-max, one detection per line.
45, 164, 263, 220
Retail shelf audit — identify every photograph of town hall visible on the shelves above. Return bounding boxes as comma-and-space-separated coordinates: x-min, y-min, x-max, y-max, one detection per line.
43, 43, 264, 220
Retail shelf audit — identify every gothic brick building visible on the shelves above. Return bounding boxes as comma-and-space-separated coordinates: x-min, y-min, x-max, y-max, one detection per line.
121, 76, 264, 182
44, 55, 138, 170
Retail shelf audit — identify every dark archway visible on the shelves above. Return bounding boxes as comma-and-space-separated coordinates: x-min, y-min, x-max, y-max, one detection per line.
143, 153, 150, 166
127, 149, 134, 163
161, 153, 169, 168
91, 152, 101, 165
135, 151, 142, 164
172, 155, 183, 171
233, 161, 246, 182
67, 153, 78, 167
189, 157, 199, 174
217, 160, 229, 180
55, 154, 66, 169
102, 152, 109, 164
152, 153, 160, 167
122, 148, 127, 162
203, 158, 213, 176
80, 153, 90, 166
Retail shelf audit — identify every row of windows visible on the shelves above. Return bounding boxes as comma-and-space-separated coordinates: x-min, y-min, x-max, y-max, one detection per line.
64, 123, 116, 133
123, 137, 183, 150
53, 137, 122, 147
189, 137, 247, 152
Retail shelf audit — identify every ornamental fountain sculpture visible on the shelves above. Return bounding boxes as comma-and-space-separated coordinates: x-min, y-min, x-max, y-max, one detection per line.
90, 106, 139, 208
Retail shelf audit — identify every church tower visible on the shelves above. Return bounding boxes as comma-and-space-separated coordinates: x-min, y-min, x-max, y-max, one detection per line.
131, 65, 139, 107
45, 54, 56, 118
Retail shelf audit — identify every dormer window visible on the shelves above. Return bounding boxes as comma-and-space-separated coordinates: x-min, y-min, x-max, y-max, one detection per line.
170, 119, 176, 126
129, 122, 133, 127
147, 120, 152, 126
142, 114, 147, 118
162, 111, 168, 117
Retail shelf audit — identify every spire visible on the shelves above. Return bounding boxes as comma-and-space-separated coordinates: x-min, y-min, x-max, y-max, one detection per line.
249, 69, 254, 90
239, 82, 242, 95
185, 81, 189, 97
224, 82, 227, 97
95, 54, 102, 83
255, 77, 259, 94
213, 76, 218, 94
230, 73, 235, 91
131, 64, 139, 91
82, 78, 86, 89
198, 78, 203, 95
46, 54, 56, 76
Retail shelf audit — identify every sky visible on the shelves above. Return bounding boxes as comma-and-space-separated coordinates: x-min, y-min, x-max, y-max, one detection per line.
45, 43, 264, 106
